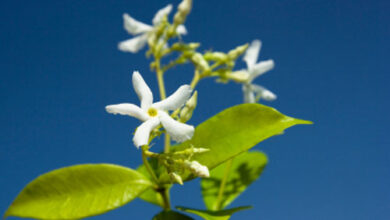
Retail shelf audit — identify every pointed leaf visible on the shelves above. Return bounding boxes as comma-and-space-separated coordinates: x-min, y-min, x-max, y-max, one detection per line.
177, 206, 252, 220
201, 151, 267, 210
160, 103, 311, 183
153, 210, 194, 220
5, 164, 152, 219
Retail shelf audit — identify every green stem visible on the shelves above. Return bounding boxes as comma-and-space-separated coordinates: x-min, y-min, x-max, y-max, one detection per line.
190, 70, 201, 89
160, 188, 171, 210
213, 158, 233, 210
164, 134, 171, 153
162, 57, 182, 72
154, 57, 171, 154
141, 147, 159, 184
155, 58, 167, 100
153, 53, 173, 210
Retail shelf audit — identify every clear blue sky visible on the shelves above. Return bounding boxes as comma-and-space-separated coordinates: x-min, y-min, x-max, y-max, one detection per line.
0, 0, 389, 219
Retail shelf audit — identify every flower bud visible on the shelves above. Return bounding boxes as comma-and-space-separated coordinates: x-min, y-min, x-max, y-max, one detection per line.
193, 148, 210, 154
184, 160, 210, 178
191, 53, 210, 71
171, 42, 200, 51
228, 71, 250, 83
180, 91, 197, 122
169, 172, 184, 185
187, 42, 201, 50
173, 0, 192, 25
227, 44, 249, 60
204, 52, 228, 62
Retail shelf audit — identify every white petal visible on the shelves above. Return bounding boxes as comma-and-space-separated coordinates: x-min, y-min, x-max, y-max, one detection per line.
243, 40, 262, 69
132, 71, 154, 110
105, 103, 149, 121
123, 13, 152, 35
248, 59, 275, 82
152, 4, 173, 25
252, 84, 277, 101
133, 117, 160, 148
242, 84, 256, 103
118, 35, 148, 53
153, 85, 192, 111
159, 111, 194, 142
176, 25, 187, 35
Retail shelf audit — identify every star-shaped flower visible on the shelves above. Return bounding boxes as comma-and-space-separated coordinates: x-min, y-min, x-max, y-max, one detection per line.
118, 4, 187, 53
106, 71, 194, 148
241, 39, 276, 103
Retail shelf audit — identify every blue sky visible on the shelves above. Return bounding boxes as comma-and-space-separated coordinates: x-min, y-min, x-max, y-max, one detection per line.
0, 0, 389, 219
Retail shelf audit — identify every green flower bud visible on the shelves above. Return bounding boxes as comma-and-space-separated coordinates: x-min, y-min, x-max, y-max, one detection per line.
227, 43, 249, 60
180, 91, 198, 122
228, 71, 250, 83
171, 42, 200, 51
191, 53, 210, 71
169, 172, 183, 185
204, 52, 228, 62
173, 0, 192, 25
193, 148, 210, 153
187, 42, 200, 50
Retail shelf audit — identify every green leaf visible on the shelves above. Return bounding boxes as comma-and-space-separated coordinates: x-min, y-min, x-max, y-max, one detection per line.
5, 164, 152, 219
201, 151, 267, 210
153, 210, 194, 220
138, 188, 165, 208
161, 103, 311, 183
177, 206, 252, 220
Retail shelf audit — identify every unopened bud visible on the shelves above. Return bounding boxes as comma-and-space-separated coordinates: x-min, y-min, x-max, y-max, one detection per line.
174, 0, 192, 25
178, 0, 192, 14
187, 42, 200, 50
228, 71, 250, 83
227, 44, 249, 60
180, 91, 198, 122
171, 42, 200, 51
191, 53, 210, 71
147, 33, 157, 48
169, 172, 183, 185
193, 148, 210, 154
204, 52, 228, 61
184, 160, 210, 178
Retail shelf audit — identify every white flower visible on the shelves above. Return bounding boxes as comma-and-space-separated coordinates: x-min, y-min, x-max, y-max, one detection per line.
106, 71, 194, 148
240, 40, 276, 103
184, 160, 210, 178
118, 4, 187, 53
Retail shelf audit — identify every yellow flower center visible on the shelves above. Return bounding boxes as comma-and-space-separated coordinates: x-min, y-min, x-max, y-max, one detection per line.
147, 107, 158, 117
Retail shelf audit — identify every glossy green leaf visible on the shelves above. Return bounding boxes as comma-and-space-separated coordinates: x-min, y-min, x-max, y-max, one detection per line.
153, 210, 194, 220
201, 151, 267, 210
176, 206, 252, 220
138, 188, 165, 207
161, 103, 311, 183
5, 164, 152, 219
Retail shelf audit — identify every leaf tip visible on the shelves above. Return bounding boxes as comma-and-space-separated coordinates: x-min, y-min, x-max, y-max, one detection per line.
297, 119, 313, 125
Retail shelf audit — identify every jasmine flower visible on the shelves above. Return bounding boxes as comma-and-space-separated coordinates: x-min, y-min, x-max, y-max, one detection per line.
241, 40, 276, 103
106, 71, 194, 148
118, 4, 187, 53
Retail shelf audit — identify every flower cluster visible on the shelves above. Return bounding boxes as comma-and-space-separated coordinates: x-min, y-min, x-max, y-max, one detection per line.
118, 4, 187, 53
107, 1, 278, 184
